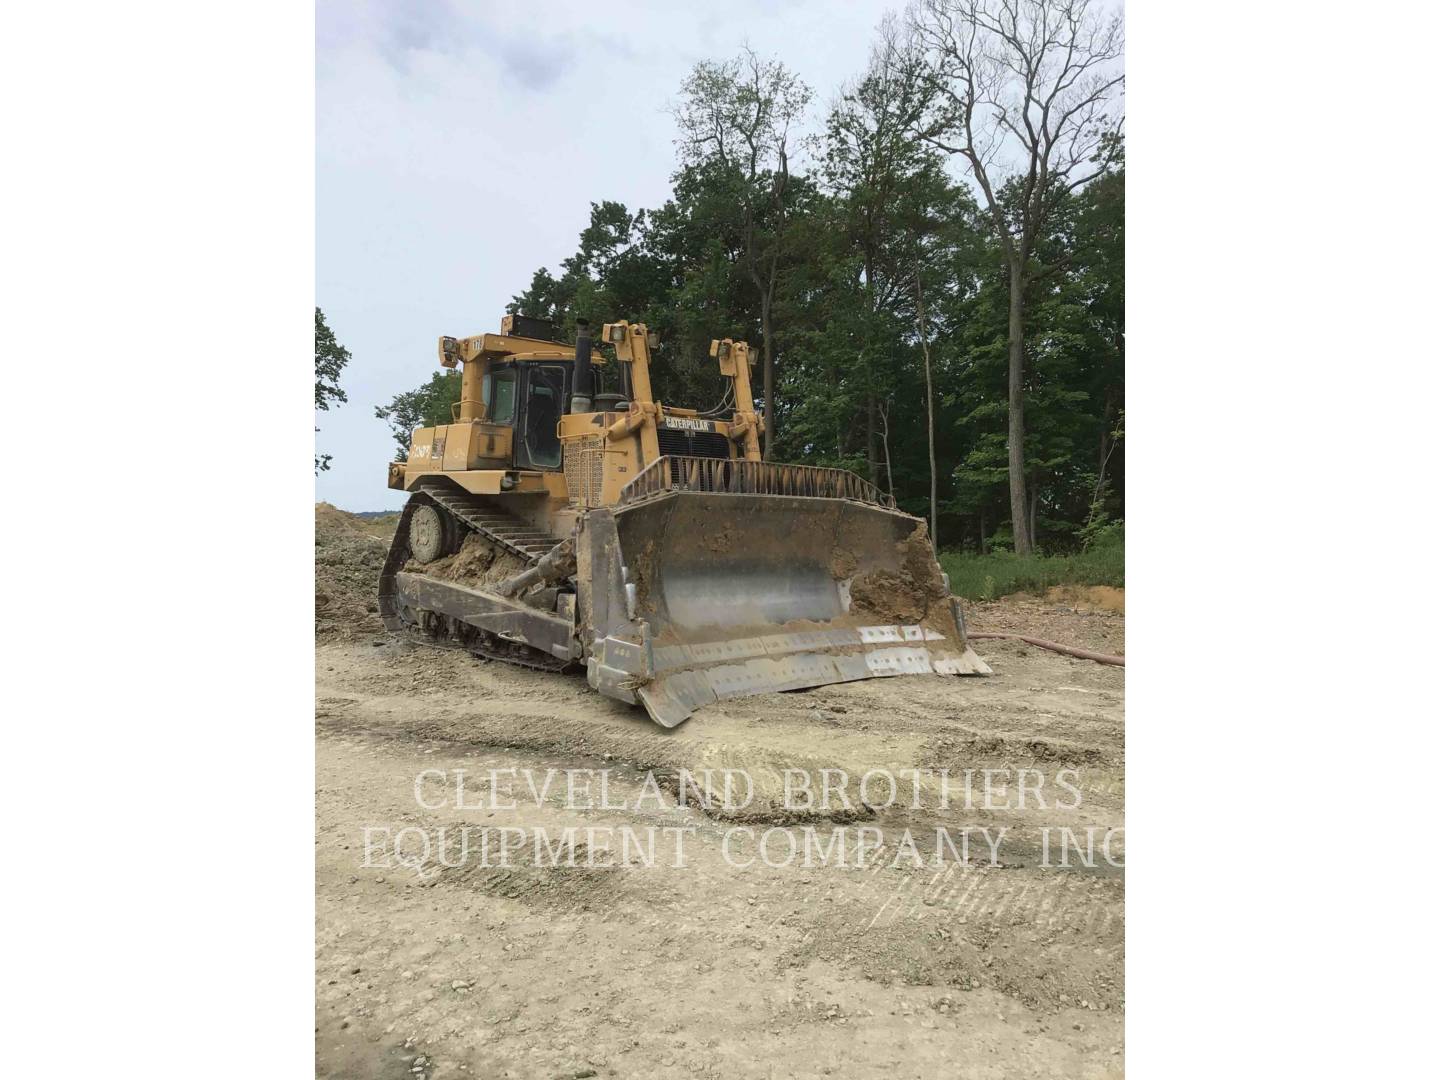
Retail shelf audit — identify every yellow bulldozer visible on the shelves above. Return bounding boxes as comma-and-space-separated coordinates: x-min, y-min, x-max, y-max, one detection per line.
379, 313, 990, 726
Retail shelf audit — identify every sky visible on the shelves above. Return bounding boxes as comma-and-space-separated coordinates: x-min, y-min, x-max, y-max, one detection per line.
316, 0, 908, 510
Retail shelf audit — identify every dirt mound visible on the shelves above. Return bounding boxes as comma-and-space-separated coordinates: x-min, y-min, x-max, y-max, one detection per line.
847, 523, 951, 627
1044, 585, 1125, 615
315, 501, 360, 532
315, 503, 389, 641
407, 532, 527, 587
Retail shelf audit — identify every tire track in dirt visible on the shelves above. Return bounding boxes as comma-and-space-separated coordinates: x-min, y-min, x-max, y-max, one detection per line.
315, 511, 1125, 1077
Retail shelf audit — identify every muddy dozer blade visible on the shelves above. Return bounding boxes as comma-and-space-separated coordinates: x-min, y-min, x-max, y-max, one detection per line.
578, 492, 990, 727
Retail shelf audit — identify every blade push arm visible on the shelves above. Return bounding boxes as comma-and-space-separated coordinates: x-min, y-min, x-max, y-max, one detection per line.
601, 321, 661, 464
710, 338, 763, 461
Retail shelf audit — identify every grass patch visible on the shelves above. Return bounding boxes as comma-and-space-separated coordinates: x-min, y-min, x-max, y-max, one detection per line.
939, 534, 1124, 601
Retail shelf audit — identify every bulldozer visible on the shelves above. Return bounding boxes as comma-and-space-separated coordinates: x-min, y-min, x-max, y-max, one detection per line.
378, 313, 990, 727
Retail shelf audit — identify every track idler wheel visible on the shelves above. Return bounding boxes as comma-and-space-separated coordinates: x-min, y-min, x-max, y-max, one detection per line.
408, 503, 451, 563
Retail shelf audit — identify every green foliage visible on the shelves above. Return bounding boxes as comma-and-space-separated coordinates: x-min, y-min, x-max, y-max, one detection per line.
315, 307, 350, 473
315, 307, 350, 411
940, 526, 1124, 601
769, 39, 984, 504
1078, 516, 1124, 552
374, 370, 461, 461
381, 46, 1123, 551
940, 170, 1125, 547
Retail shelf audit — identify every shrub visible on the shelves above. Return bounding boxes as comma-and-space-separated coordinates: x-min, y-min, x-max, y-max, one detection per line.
939, 527, 1123, 601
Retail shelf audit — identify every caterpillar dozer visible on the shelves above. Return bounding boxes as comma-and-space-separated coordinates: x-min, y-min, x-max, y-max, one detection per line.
379, 314, 990, 727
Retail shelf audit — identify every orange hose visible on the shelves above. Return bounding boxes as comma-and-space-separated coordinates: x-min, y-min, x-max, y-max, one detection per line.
968, 632, 1125, 667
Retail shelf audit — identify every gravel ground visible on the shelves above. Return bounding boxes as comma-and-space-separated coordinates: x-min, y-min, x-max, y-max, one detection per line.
315, 505, 1125, 1078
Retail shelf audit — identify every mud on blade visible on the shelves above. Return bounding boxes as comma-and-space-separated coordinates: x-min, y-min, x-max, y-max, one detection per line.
578, 492, 990, 727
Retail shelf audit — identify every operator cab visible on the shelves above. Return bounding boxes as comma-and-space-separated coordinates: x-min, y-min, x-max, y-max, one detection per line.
483, 360, 570, 471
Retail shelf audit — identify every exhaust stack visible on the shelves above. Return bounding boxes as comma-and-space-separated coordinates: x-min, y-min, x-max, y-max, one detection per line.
570, 319, 593, 413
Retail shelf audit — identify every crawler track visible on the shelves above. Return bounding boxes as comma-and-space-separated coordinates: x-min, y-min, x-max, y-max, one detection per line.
378, 480, 573, 671
408, 477, 563, 561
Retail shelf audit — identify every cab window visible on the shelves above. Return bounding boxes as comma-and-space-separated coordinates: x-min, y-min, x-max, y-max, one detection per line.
485, 368, 517, 424
522, 364, 566, 468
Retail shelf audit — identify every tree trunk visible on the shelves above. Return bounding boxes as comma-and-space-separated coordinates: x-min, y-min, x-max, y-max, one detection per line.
1091, 382, 1118, 509
1005, 259, 1033, 554
915, 273, 939, 550
760, 292, 774, 460
878, 401, 895, 497
1091, 426, 1110, 513
866, 392, 878, 485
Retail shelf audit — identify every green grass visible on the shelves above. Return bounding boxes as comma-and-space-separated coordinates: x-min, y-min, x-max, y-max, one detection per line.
939, 534, 1124, 601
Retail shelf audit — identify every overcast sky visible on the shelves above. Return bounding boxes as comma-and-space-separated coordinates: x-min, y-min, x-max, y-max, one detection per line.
316, 0, 909, 510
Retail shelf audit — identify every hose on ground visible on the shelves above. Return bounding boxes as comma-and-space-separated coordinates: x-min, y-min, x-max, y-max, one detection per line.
968, 632, 1125, 667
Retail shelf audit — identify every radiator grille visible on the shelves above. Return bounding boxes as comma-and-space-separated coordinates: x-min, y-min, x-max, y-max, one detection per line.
657, 427, 731, 460
563, 436, 605, 507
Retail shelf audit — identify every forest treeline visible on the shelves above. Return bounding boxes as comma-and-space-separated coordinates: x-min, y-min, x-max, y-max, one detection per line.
377, 1, 1124, 554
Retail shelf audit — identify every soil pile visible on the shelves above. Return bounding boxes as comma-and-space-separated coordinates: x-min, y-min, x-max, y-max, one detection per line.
314, 503, 392, 641
848, 523, 951, 627
408, 532, 527, 587
1045, 584, 1125, 615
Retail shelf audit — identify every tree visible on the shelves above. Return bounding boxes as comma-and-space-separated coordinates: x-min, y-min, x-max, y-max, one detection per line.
508, 200, 657, 329
674, 48, 812, 457
823, 23, 930, 486
915, 272, 940, 545
907, 0, 1124, 553
817, 19, 981, 536
375, 33, 1123, 556
942, 166, 1122, 552
1070, 165, 1125, 527
374, 371, 460, 460
508, 198, 720, 406
314, 307, 350, 473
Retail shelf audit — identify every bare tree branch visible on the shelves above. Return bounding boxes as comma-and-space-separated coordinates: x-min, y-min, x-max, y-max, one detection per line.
905, 0, 1124, 556
673, 49, 813, 458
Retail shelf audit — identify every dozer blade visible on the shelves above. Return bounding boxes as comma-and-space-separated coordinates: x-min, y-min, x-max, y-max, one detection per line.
578, 492, 990, 727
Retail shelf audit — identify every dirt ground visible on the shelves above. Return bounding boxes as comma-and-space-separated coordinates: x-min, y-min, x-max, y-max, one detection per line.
315, 507, 1125, 1078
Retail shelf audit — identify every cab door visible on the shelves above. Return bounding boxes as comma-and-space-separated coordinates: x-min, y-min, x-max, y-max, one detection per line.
514, 363, 570, 470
